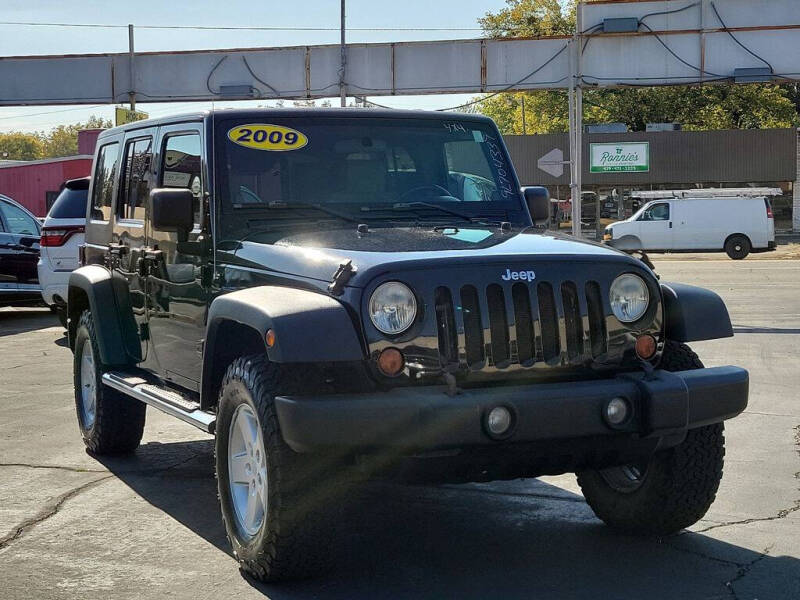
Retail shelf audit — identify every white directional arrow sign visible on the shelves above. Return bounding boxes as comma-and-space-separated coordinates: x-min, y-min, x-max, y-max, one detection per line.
537, 148, 566, 178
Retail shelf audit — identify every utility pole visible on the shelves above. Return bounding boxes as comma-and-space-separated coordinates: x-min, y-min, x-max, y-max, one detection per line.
128, 24, 136, 110
339, 0, 347, 107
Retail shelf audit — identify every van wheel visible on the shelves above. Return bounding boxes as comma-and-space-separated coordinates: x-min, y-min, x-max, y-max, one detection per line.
73, 310, 146, 454
576, 341, 725, 536
215, 355, 335, 581
725, 235, 750, 260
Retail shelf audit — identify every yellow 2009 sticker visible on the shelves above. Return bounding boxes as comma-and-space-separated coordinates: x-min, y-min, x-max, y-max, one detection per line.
227, 123, 308, 151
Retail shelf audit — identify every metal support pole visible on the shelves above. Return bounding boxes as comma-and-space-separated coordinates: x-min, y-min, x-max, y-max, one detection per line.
128, 24, 136, 110
573, 2, 584, 237
568, 41, 578, 236
339, 0, 347, 107
521, 94, 527, 135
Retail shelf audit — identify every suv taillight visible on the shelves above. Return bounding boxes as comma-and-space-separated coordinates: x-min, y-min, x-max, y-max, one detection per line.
765, 198, 774, 219
40, 225, 84, 247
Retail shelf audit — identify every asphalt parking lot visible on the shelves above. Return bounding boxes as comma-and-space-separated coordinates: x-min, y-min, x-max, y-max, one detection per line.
0, 258, 798, 600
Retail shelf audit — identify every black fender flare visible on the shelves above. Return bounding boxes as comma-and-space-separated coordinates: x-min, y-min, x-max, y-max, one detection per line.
203, 284, 365, 376
68, 265, 142, 365
660, 282, 733, 343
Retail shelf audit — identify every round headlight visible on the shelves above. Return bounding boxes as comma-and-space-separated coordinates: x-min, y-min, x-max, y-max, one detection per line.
610, 274, 649, 323
369, 282, 417, 335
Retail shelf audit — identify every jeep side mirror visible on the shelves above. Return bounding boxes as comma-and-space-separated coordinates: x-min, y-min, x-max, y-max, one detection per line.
522, 186, 550, 224
151, 188, 194, 242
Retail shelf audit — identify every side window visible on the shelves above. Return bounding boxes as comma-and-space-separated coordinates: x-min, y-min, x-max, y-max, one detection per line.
0, 201, 38, 235
640, 202, 670, 221
161, 133, 203, 226
91, 142, 120, 221
117, 137, 153, 221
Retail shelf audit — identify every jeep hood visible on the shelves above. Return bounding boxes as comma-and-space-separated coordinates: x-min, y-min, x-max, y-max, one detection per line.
227, 226, 637, 288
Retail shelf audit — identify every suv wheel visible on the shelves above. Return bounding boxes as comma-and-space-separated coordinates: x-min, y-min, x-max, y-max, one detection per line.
725, 234, 751, 260
576, 341, 725, 536
73, 310, 146, 454
215, 355, 335, 581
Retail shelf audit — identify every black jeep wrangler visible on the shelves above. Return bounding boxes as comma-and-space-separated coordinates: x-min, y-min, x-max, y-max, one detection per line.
68, 109, 748, 581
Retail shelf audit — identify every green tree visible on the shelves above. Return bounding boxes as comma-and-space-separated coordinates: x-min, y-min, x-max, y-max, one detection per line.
42, 115, 112, 158
479, 0, 574, 37
0, 132, 45, 160
473, 0, 799, 133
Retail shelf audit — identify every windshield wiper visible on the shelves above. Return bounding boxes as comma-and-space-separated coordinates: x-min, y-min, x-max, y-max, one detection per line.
374, 201, 508, 226
234, 186, 361, 223
255, 200, 362, 224
362, 201, 477, 223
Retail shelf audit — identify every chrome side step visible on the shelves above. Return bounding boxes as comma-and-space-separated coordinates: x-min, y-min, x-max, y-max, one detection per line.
102, 371, 216, 433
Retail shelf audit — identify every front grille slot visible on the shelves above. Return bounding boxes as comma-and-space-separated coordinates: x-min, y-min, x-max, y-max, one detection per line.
585, 281, 607, 358
432, 276, 613, 372
561, 281, 583, 361
460, 285, 484, 366
537, 282, 560, 362
486, 284, 510, 366
512, 283, 535, 365
435, 286, 458, 365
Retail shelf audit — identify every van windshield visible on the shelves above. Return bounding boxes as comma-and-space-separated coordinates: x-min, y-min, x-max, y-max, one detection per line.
214, 116, 524, 241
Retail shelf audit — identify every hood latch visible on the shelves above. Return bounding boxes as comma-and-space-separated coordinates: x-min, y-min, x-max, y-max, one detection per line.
328, 259, 356, 296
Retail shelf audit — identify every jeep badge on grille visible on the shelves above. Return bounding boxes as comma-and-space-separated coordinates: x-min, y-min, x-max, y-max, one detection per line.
501, 269, 536, 282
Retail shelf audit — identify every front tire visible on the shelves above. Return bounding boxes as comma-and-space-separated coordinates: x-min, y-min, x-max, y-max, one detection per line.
577, 341, 725, 536
73, 310, 146, 454
215, 355, 334, 581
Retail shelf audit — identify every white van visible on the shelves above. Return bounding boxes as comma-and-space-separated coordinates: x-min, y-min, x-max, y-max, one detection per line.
604, 195, 776, 259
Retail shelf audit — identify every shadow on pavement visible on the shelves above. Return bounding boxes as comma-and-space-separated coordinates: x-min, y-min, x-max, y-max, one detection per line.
97, 439, 800, 600
0, 307, 58, 337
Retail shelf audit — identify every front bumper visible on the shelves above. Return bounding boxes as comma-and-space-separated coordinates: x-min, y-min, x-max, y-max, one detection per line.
274, 366, 748, 453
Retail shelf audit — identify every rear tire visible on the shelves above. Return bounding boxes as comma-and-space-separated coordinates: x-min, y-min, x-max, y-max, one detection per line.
215, 355, 335, 581
73, 310, 146, 454
577, 341, 725, 536
725, 234, 750, 260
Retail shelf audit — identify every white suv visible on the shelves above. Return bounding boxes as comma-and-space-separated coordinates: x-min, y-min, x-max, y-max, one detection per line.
37, 177, 89, 325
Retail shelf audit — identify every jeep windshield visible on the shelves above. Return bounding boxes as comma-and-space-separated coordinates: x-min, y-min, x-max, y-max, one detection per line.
214, 115, 527, 242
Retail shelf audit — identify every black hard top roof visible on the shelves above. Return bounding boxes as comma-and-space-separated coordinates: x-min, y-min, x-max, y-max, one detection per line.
98, 107, 493, 140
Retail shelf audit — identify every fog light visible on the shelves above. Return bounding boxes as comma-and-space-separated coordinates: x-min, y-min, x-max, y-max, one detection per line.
377, 347, 405, 376
486, 406, 513, 437
635, 334, 657, 359
605, 397, 630, 426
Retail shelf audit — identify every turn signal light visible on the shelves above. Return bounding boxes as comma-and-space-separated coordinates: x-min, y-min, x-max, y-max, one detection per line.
635, 334, 657, 360
377, 348, 405, 376
265, 329, 276, 348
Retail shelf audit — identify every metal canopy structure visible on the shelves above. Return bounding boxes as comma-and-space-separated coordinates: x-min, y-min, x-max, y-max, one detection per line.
0, 0, 797, 107
1, 0, 799, 233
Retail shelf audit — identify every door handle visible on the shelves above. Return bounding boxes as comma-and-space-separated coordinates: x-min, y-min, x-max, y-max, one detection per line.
669, 221, 673, 228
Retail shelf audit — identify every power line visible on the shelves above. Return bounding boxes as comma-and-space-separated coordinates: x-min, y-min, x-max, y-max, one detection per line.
0, 104, 105, 121
433, 43, 570, 112
0, 20, 485, 32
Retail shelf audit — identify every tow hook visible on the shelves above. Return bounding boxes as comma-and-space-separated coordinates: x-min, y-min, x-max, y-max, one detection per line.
442, 371, 460, 397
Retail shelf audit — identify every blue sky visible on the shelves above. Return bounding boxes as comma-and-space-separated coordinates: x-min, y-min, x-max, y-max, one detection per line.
0, 0, 508, 133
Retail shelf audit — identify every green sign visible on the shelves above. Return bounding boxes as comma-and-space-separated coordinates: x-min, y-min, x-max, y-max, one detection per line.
590, 142, 649, 173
